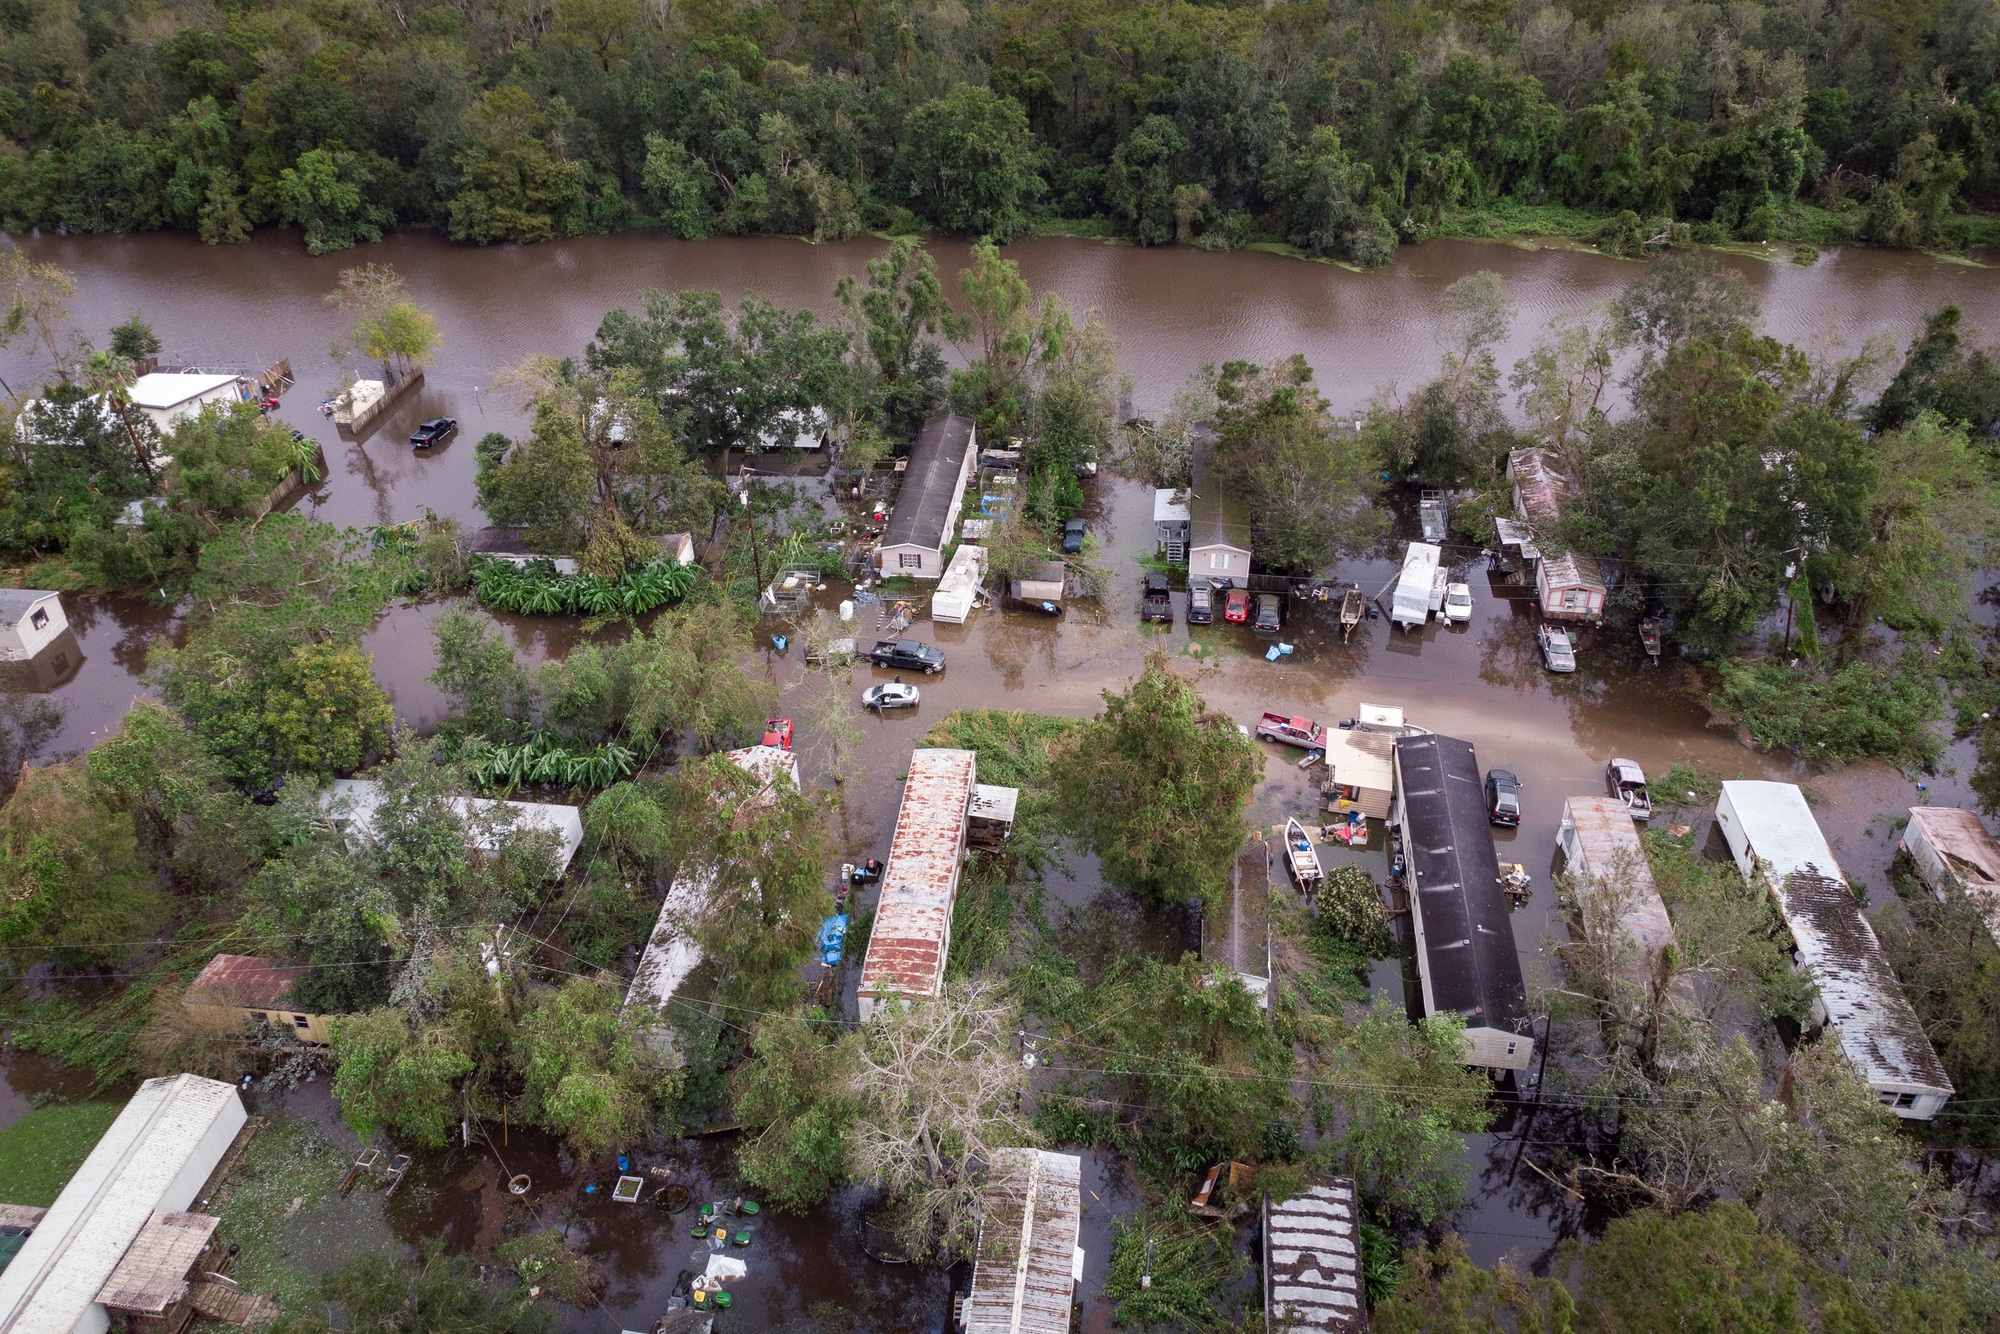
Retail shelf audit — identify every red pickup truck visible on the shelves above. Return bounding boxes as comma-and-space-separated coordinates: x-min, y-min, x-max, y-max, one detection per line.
1254, 712, 1325, 749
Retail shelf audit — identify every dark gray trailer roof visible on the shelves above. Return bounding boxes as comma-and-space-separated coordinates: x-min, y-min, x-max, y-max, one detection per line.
1395, 733, 1528, 1035
882, 414, 975, 549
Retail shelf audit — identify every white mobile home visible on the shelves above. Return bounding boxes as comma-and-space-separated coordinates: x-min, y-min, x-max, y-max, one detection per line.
322, 779, 586, 876
964, 1150, 1083, 1334
1392, 733, 1534, 1070
1900, 807, 2000, 942
1390, 542, 1441, 631
931, 544, 988, 624
1187, 428, 1251, 582
1716, 781, 1954, 1119
857, 748, 976, 1021
0, 1074, 246, 1333
875, 415, 977, 580
0, 590, 67, 661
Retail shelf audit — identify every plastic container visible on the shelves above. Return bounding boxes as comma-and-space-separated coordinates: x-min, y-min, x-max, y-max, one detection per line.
839, 600, 854, 622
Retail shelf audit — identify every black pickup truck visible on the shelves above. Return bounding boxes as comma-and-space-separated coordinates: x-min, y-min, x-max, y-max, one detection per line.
1141, 573, 1173, 624
866, 639, 946, 674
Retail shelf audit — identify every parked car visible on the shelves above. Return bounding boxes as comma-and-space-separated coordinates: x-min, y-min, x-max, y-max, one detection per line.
1607, 758, 1653, 821
1141, 573, 1172, 623
1538, 623, 1577, 673
1485, 769, 1522, 826
1187, 581, 1214, 625
866, 639, 946, 674
760, 717, 793, 750
1442, 582, 1473, 624
409, 417, 457, 449
1256, 712, 1325, 749
862, 682, 921, 711
1061, 517, 1087, 554
1253, 594, 1282, 633
1222, 587, 1251, 624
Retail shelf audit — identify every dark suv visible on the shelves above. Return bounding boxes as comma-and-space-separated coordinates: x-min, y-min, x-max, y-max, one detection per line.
1061, 518, 1087, 554
1485, 769, 1521, 827
866, 639, 946, 674
1187, 581, 1214, 625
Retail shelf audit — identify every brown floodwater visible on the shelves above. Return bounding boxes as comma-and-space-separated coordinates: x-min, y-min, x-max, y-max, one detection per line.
2, 231, 1996, 1309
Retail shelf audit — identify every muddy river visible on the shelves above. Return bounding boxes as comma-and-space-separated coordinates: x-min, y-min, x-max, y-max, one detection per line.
2, 231, 1998, 1328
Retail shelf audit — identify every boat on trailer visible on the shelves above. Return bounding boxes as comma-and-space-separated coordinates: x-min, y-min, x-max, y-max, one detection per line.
1284, 817, 1324, 893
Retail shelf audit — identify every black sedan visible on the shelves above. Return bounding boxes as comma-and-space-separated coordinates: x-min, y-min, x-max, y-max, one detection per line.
1061, 517, 1087, 554
410, 417, 458, 449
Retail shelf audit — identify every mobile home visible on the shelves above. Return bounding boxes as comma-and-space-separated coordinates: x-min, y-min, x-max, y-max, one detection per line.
1716, 781, 1954, 1119
1558, 796, 1681, 998
964, 1150, 1083, 1334
1263, 1176, 1369, 1333
932, 544, 988, 624
1391, 733, 1533, 1070
875, 415, 977, 580
1900, 807, 2000, 942
856, 749, 977, 1021
1390, 543, 1442, 631
1188, 428, 1251, 582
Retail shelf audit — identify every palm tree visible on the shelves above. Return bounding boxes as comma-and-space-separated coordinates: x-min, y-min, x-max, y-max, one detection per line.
80, 349, 155, 487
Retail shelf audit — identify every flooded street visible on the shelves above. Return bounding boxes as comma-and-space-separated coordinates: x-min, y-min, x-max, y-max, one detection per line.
1, 231, 1996, 1321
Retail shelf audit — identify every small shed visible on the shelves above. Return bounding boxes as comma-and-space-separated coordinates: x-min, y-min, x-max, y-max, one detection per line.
95, 1210, 220, 1333
964, 1150, 1082, 1334
1153, 488, 1191, 561
0, 590, 66, 662
1491, 517, 1540, 576
1264, 1176, 1368, 1333
184, 954, 332, 1044
1558, 797, 1680, 997
1188, 428, 1251, 582
857, 748, 976, 1021
1009, 561, 1066, 608
1319, 728, 1394, 821
875, 415, 978, 580
129, 373, 246, 433
967, 784, 1019, 851
1535, 550, 1607, 623
1392, 733, 1533, 1070
1901, 808, 2000, 940
932, 545, 988, 625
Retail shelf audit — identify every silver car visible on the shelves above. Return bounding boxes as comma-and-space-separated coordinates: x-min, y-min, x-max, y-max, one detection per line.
1538, 624, 1577, 673
862, 682, 921, 711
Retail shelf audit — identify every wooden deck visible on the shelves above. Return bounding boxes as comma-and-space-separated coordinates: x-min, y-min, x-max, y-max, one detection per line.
190, 1280, 278, 1326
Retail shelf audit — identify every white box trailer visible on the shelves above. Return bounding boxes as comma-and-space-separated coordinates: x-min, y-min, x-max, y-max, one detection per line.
932, 544, 988, 624
1391, 542, 1441, 630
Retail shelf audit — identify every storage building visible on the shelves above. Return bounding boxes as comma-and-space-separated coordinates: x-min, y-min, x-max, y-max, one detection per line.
1716, 781, 1953, 1119
322, 779, 585, 877
875, 415, 977, 580
128, 373, 247, 433
626, 746, 801, 1029
1263, 1176, 1368, 1334
0, 1074, 246, 1334
857, 748, 976, 1021
1153, 488, 1190, 561
184, 954, 332, 1044
964, 1150, 1082, 1334
1188, 429, 1251, 583
932, 544, 988, 624
1320, 728, 1395, 821
1008, 561, 1065, 609
1900, 807, 2000, 941
0, 591, 66, 662
1391, 734, 1533, 1070
1557, 797, 1680, 995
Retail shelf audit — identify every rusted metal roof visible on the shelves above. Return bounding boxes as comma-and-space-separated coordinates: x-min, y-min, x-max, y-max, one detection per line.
1779, 869, 1952, 1098
857, 749, 975, 1010
1264, 1176, 1368, 1332
185, 954, 302, 1010
1507, 448, 1567, 526
965, 1150, 1081, 1334
1560, 797, 1678, 992
96, 1211, 216, 1314
1539, 549, 1604, 591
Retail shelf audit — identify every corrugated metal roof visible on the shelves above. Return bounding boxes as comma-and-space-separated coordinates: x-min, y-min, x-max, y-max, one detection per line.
858, 749, 975, 1007
1905, 807, 2000, 887
1779, 870, 1952, 1095
0, 1074, 245, 1333
1264, 1177, 1368, 1333
185, 954, 303, 1010
1394, 735, 1529, 1038
627, 746, 802, 1017
1507, 448, 1567, 526
882, 415, 975, 550
1561, 797, 1678, 990
96, 1211, 216, 1314
1539, 550, 1603, 590
965, 1150, 1081, 1334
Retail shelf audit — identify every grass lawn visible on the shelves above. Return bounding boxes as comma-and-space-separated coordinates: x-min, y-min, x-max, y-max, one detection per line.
0, 1102, 122, 1206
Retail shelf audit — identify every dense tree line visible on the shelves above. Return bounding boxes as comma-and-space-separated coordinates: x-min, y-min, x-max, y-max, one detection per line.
0, 0, 1995, 260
